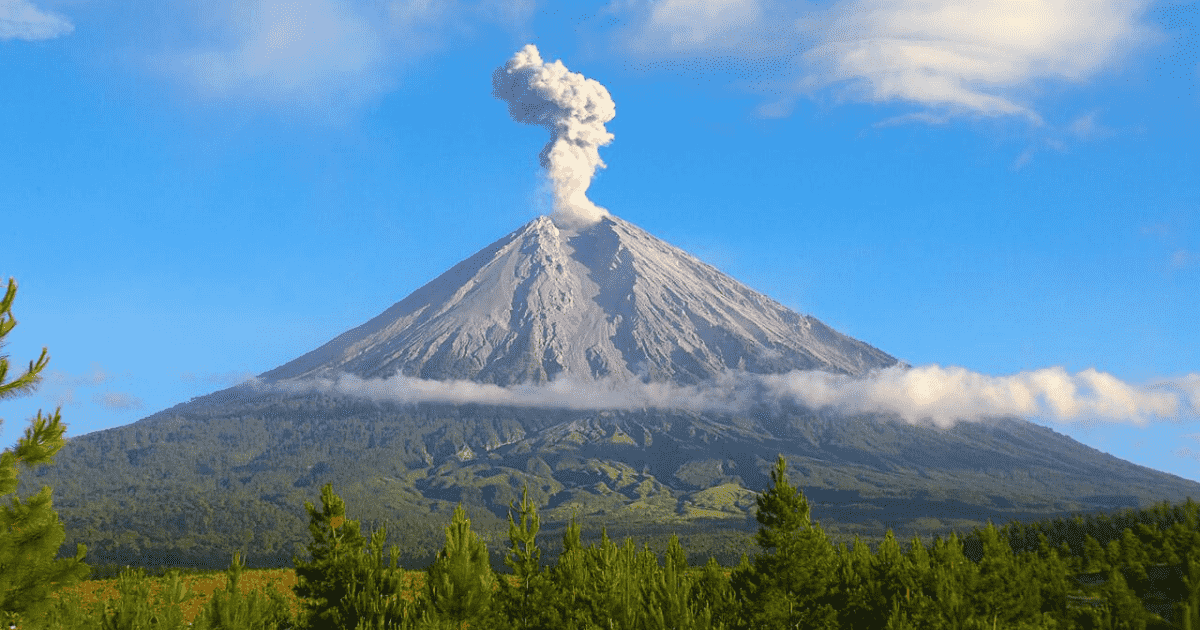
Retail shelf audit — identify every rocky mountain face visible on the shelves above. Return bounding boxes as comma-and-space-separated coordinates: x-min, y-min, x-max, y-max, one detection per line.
23, 214, 1200, 571
261, 215, 899, 385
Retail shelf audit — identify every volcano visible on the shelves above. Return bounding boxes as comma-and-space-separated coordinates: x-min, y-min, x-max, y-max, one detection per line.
261, 215, 898, 385
24, 214, 1200, 570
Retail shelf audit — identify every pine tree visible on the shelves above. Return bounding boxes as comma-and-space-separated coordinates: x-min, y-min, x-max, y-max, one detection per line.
829, 536, 873, 626
338, 530, 412, 630
580, 529, 642, 630
1175, 540, 1200, 630
544, 519, 590, 630
424, 504, 495, 629
1084, 535, 1109, 574
96, 567, 163, 630
1118, 528, 1151, 594
694, 555, 734, 628
901, 535, 940, 627
731, 454, 838, 629
1026, 533, 1074, 622
0, 278, 90, 629
867, 530, 909, 629
971, 522, 1039, 626
928, 533, 975, 629
498, 485, 547, 630
645, 535, 715, 630
149, 570, 197, 630
292, 482, 371, 630
196, 552, 294, 630
1099, 566, 1151, 630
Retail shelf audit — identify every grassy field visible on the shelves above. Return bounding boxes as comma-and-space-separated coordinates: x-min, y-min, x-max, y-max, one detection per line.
45, 568, 426, 626
43, 567, 577, 627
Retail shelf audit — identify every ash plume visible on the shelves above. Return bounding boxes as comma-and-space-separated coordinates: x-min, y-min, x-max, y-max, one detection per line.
492, 44, 616, 229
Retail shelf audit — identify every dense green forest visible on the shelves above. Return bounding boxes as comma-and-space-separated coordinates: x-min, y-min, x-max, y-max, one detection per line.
11, 451, 1200, 629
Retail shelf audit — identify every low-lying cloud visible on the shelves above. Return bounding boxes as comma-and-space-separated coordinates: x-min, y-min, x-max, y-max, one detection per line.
252, 364, 1200, 429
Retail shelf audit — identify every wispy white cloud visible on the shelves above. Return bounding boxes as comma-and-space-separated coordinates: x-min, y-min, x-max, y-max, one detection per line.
1140, 215, 1198, 270
1068, 110, 1116, 141
871, 112, 953, 129
0, 0, 72, 41
611, 0, 1165, 124
1171, 249, 1198, 269
172, 0, 387, 112
1007, 111, 1132, 171
93, 391, 144, 410
1011, 146, 1038, 172
160, 0, 536, 115
645, 0, 761, 48
43, 365, 117, 407
181, 370, 258, 387
33, 365, 149, 413
256, 365, 1200, 430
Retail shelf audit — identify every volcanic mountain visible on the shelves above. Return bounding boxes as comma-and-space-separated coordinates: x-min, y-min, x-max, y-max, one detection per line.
24, 213, 1200, 571
261, 214, 898, 385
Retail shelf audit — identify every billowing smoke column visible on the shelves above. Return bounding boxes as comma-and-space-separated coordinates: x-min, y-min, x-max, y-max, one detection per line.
493, 44, 616, 229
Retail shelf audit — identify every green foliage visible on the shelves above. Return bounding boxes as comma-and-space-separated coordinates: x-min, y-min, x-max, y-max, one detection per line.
643, 534, 719, 630
338, 534, 413, 630
22, 470, 1200, 630
1099, 566, 1152, 629
95, 567, 191, 630
542, 519, 591, 629
292, 483, 371, 629
497, 486, 550, 630
929, 532, 975, 628
424, 504, 495, 629
694, 556, 734, 627
0, 278, 90, 629
970, 522, 1039, 625
732, 454, 838, 629
578, 531, 644, 629
194, 552, 295, 630
0, 279, 49, 404
291, 483, 416, 630
38, 587, 99, 630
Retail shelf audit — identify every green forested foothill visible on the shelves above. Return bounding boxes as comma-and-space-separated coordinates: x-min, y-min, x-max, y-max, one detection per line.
21, 380, 1200, 576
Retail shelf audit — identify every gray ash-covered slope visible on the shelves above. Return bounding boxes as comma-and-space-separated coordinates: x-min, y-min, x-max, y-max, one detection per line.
262, 214, 898, 385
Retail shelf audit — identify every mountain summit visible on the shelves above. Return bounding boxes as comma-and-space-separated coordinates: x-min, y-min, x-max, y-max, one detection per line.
263, 215, 899, 386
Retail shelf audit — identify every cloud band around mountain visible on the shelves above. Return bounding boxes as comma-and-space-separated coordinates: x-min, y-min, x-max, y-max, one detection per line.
254, 364, 1199, 429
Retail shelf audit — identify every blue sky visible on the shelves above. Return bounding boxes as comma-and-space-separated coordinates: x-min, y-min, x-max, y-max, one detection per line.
1, 0, 1198, 484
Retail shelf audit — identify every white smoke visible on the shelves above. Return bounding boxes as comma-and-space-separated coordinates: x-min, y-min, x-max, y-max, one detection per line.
493, 44, 616, 229
254, 365, 1200, 428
